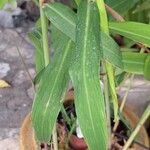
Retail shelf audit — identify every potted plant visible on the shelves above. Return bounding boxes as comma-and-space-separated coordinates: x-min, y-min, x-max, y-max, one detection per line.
18, 0, 150, 149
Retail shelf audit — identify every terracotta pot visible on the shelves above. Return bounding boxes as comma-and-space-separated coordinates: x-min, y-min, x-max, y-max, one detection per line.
20, 90, 149, 150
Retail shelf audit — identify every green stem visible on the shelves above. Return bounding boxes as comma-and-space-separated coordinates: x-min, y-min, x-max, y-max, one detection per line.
96, 0, 109, 33
97, 0, 119, 121
61, 106, 72, 128
102, 68, 111, 149
119, 74, 134, 112
122, 104, 150, 150
113, 74, 134, 133
96, 0, 114, 149
66, 119, 76, 145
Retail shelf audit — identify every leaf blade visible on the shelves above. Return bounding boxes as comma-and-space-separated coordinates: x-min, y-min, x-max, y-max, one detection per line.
32, 33, 74, 141
44, 3, 76, 41
109, 22, 150, 47
105, 0, 140, 17
44, 2, 123, 68
122, 52, 147, 74
28, 29, 45, 73
70, 1, 108, 149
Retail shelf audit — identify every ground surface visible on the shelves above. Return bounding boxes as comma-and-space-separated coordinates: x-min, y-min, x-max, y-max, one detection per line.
0, 25, 150, 149
0, 23, 35, 149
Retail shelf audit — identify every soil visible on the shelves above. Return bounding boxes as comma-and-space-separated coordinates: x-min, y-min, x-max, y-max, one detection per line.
38, 99, 143, 150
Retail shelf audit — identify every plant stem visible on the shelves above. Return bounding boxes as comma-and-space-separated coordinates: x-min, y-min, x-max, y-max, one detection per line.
105, 4, 124, 22
52, 124, 58, 150
119, 74, 134, 113
102, 67, 111, 149
96, 0, 109, 33
96, 0, 115, 149
39, 0, 58, 150
112, 74, 134, 134
96, 0, 119, 121
122, 104, 150, 150
61, 106, 72, 128
66, 119, 76, 145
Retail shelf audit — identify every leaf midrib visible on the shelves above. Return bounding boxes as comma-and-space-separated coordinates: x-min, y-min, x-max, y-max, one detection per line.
110, 25, 150, 43
81, 3, 97, 142
46, 4, 76, 29
41, 40, 72, 138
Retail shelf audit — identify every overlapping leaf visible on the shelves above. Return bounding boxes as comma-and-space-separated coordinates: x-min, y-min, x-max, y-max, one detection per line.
105, 0, 140, 18
101, 32, 123, 68
44, 2, 123, 68
28, 29, 45, 73
69, 0, 108, 149
109, 22, 150, 47
122, 52, 150, 79
44, 3, 76, 42
32, 31, 75, 141
144, 55, 150, 80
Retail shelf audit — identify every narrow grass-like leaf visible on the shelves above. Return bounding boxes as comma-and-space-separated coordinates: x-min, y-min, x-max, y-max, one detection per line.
101, 32, 123, 68
69, 0, 108, 149
44, 3, 123, 68
32, 34, 74, 141
144, 55, 150, 80
105, 0, 140, 18
28, 29, 45, 73
44, 3, 76, 41
33, 26, 66, 85
109, 22, 150, 47
122, 52, 149, 74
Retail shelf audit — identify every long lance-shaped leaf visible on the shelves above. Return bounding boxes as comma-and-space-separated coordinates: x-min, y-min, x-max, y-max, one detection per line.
44, 2, 123, 69
105, 0, 140, 20
122, 52, 150, 80
109, 22, 150, 47
101, 32, 122, 68
35, 51, 150, 87
44, 2, 76, 42
69, 0, 108, 149
28, 29, 45, 73
144, 55, 150, 80
32, 33, 74, 141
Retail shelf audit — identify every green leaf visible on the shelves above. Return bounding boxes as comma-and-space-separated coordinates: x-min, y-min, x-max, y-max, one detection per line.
33, 68, 45, 85
69, 0, 108, 149
144, 55, 150, 80
105, 0, 140, 19
115, 72, 127, 86
44, 2, 123, 68
109, 22, 150, 47
133, 0, 150, 13
101, 32, 123, 68
51, 25, 65, 51
122, 52, 148, 74
32, 34, 75, 141
28, 28, 45, 73
33, 25, 66, 85
44, 3, 76, 42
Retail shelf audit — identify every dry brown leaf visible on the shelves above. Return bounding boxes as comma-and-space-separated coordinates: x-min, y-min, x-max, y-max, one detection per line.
0, 80, 10, 88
